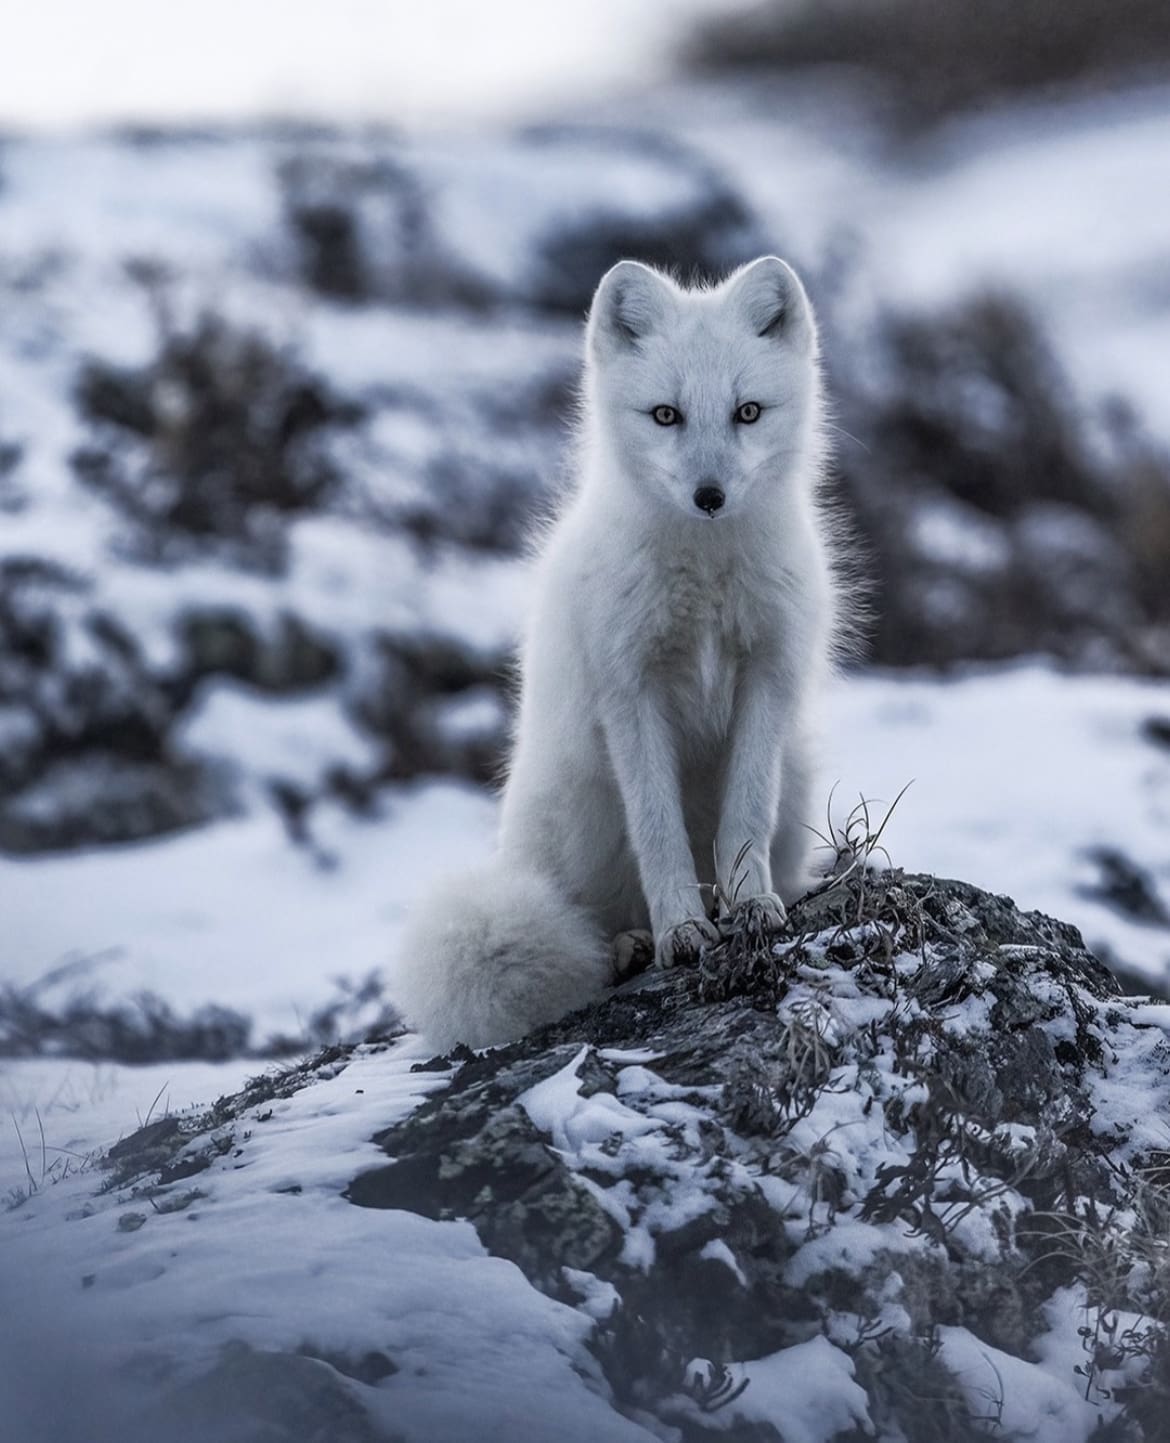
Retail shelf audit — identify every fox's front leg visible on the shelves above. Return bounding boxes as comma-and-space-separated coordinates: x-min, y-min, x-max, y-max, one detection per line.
601, 692, 719, 968
715, 655, 789, 933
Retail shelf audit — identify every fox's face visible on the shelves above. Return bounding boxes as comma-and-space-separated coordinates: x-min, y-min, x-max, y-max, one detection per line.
584, 257, 819, 522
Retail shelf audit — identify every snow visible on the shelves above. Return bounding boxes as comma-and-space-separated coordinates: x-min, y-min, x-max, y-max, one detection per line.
1, 1037, 662, 1442
873, 87, 1170, 314
175, 678, 382, 793
519, 1048, 682, 1173
698, 1237, 746, 1285
784, 1219, 931, 1289
0, 782, 497, 1044
673, 1337, 871, 1441
731, 1338, 872, 1441
410, 129, 716, 295
0, 90, 1166, 1058
0, 1056, 261, 1203
517, 1047, 736, 1272
7, 888, 1170, 1437
563, 1265, 621, 1321
431, 686, 507, 743
12, 123, 1165, 1051
1084, 1013, 1170, 1154
911, 497, 1012, 574
823, 665, 1170, 987
938, 1326, 1098, 1443
637, 78, 1170, 441
0, 135, 281, 272
1033, 1287, 1155, 1417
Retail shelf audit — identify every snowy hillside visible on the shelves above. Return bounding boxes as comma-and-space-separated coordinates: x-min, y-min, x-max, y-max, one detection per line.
6, 873, 1170, 1442
2, 16, 1170, 1441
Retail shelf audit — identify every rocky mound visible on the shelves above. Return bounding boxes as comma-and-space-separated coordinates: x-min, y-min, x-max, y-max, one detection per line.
7, 870, 1170, 1442
347, 870, 1170, 1441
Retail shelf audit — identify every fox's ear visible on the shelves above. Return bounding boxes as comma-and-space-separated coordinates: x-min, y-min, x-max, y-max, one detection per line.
587, 260, 673, 358
727, 256, 815, 349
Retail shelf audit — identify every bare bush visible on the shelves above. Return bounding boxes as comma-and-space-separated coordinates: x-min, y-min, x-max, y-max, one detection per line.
687, 0, 1170, 128
73, 304, 362, 557
829, 292, 1170, 672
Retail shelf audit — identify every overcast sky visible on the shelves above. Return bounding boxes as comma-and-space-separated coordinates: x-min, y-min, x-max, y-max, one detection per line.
1, 0, 729, 131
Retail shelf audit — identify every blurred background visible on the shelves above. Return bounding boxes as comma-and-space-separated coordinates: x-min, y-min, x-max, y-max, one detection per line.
1, 0, 1169, 1105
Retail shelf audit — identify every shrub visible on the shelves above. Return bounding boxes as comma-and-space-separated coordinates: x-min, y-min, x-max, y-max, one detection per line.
73, 307, 362, 555
687, 0, 1170, 127
829, 291, 1170, 672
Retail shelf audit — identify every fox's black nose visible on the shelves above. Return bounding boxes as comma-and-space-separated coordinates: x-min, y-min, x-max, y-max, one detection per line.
693, 485, 725, 516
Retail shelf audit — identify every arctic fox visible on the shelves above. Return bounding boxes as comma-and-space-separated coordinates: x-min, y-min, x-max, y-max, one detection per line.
396, 256, 839, 1051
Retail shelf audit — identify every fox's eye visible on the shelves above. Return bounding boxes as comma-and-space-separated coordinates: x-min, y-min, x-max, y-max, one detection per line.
651, 405, 681, 427
734, 402, 761, 424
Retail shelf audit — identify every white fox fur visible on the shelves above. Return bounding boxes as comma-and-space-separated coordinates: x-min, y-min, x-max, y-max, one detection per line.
396, 256, 840, 1051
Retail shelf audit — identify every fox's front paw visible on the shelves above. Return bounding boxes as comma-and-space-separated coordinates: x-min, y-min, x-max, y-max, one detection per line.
729, 892, 788, 937
612, 929, 655, 982
656, 916, 720, 970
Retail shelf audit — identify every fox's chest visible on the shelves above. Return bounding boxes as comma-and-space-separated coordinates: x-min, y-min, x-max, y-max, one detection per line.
670, 626, 737, 744
642, 565, 748, 739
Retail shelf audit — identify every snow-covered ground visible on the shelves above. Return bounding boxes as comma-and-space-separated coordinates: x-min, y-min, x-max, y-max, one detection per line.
0, 1055, 260, 1204
0, 780, 496, 1045
5, 81, 1170, 436
5, 908, 1166, 1443
5, 1039, 641, 1443
2, 67, 1169, 1273
2, 67, 1170, 1440
826, 665, 1170, 982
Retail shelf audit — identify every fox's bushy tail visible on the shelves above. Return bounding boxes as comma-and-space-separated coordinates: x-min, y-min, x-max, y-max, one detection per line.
394, 862, 612, 1051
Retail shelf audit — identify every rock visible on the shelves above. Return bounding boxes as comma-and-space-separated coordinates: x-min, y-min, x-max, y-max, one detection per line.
345, 871, 1151, 1441
241, 870, 1170, 1437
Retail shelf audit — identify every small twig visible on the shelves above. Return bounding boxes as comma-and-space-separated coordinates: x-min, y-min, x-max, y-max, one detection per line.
11, 1115, 36, 1195
141, 1081, 170, 1130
